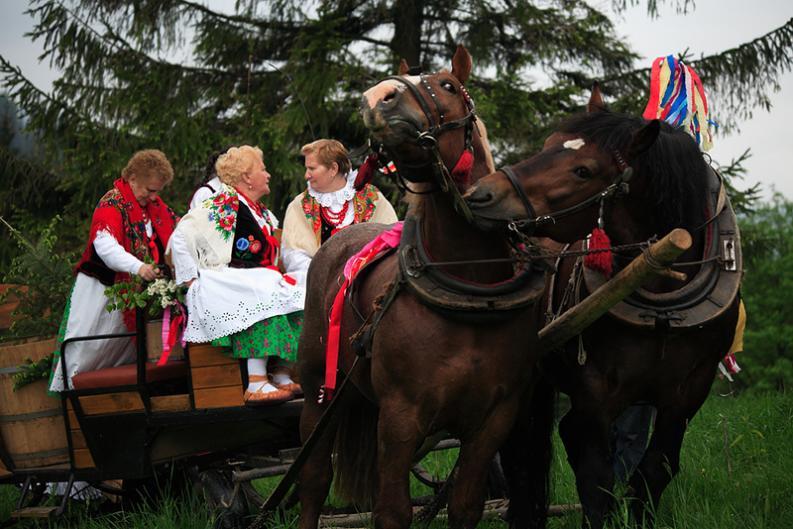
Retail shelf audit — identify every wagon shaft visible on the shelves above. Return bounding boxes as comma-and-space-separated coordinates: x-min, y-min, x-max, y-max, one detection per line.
538, 228, 692, 352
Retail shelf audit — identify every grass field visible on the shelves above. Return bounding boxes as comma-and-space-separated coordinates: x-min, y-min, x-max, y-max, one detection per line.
2, 389, 791, 528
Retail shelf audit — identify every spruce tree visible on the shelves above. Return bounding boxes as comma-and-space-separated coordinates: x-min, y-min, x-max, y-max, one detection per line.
0, 0, 790, 223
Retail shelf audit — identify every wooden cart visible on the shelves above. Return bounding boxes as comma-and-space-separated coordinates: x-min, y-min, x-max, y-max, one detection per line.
0, 310, 302, 522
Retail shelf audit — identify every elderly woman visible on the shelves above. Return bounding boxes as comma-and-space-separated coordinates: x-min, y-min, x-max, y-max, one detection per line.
49, 149, 178, 392
170, 145, 304, 404
281, 139, 398, 278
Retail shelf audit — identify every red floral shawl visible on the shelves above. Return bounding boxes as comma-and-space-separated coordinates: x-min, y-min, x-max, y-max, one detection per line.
76, 178, 177, 330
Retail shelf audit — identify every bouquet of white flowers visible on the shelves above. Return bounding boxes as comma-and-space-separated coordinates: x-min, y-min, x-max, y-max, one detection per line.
105, 277, 186, 318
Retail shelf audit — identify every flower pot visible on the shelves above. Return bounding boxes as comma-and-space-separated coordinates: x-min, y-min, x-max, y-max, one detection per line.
145, 319, 185, 364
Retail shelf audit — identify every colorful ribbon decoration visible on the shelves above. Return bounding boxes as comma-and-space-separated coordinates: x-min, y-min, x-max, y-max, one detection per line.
157, 303, 186, 366
642, 55, 714, 151
321, 221, 404, 403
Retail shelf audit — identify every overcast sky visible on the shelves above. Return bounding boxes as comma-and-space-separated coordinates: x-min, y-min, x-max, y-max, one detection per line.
1, 0, 791, 199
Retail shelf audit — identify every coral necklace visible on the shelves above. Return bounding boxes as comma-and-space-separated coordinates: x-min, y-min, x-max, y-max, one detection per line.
320, 200, 350, 227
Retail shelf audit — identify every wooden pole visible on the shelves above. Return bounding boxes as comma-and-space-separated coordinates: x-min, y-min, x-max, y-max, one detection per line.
538, 228, 692, 353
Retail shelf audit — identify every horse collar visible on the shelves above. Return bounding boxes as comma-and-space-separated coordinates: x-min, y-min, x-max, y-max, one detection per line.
397, 215, 546, 321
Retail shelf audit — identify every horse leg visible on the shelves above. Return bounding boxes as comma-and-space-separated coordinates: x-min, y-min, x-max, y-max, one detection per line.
559, 407, 615, 529
372, 400, 423, 529
448, 402, 520, 529
297, 397, 338, 529
500, 378, 555, 529
628, 363, 718, 526
625, 409, 686, 527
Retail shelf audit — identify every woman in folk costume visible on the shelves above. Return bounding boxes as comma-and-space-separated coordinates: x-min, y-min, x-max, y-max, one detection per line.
187, 147, 230, 210
169, 145, 305, 404
281, 139, 398, 278
49, 149, 178, 392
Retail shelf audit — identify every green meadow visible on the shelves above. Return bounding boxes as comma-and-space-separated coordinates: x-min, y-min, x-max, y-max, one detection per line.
2, 389, 791, 528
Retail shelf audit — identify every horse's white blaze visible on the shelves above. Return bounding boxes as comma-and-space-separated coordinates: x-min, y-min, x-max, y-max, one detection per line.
563, 138, 586, 150
362, 75, 421, 109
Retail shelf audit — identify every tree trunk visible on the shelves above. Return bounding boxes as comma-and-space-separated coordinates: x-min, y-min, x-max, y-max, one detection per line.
391, 0, 424, 68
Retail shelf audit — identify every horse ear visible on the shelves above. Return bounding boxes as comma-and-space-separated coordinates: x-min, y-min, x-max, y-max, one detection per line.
587, 82, 606, 113
398, 59, 410, 76
627, 120, 661, 160
451, 44, 472, 84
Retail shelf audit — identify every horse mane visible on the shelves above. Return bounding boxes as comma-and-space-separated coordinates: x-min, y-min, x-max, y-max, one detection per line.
475, 118, 495, 174
557, 111, 709, 233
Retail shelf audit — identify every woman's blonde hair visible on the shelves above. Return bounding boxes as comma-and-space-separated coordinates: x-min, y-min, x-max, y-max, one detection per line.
215, 145, 264, 186
301, 139, 351, 176
121, 149, 174, 185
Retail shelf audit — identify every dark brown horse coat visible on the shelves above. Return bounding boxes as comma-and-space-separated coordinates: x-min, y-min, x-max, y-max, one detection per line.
296, 46, 553, 529
464, 87, 740, 528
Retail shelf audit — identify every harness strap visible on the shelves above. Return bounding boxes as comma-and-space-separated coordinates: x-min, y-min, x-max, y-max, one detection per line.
501, 165, 537, 221
351, 270, 405, 358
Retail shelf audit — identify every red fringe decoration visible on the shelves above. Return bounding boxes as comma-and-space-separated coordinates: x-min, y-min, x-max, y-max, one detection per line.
354, 154, 378, 190
451, 149, 474, 186
584, 227, 613, 278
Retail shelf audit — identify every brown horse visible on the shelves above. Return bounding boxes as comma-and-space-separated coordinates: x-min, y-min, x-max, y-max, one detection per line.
464, 87, 741, 528
296, 45, 553, 529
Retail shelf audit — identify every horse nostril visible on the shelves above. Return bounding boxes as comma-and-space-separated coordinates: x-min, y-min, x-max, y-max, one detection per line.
380, 88, 400, 108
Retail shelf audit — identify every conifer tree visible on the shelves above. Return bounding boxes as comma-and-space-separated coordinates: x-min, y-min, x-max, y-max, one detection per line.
0, 0, 790, 223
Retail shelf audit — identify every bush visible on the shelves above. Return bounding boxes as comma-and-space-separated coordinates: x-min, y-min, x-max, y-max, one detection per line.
735, 194, 793, 392
0, 215, 76, 340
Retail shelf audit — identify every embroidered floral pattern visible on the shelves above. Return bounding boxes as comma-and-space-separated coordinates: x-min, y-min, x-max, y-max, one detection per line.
96, 189, 150, 261
301, 183, 380, 237
301, 193, 323, 235
205, 192, 239, 241
353, 184, 378, 224
211, 311, 303, 362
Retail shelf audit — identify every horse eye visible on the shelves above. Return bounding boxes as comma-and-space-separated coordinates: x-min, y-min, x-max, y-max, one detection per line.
441, 81, 456, 93
573, 166, 592, 179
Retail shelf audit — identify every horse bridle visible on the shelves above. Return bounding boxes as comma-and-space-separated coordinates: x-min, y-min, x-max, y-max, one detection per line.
372, 72, 479, 221
502, 150, 633, 234
380, 74, 477, 152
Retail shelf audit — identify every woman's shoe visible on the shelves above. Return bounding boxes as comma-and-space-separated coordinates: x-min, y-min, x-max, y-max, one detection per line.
244, 386, 293, 405
269, 372, 303, 397
244, 374, 292, 405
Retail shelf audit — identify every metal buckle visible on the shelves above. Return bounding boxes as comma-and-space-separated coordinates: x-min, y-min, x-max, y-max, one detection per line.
416, 131, 438, 149
722, 238, 737, 271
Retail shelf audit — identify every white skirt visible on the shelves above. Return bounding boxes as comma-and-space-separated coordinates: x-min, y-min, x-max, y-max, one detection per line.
49, 273, 137, 392
183, 266, 306, 343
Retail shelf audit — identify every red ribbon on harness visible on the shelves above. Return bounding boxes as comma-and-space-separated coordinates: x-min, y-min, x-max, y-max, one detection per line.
157, 303, 185, 366
321, 222, 404, 403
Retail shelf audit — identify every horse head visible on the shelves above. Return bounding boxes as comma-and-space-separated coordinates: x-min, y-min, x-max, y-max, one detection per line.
465, 84, 710, 243
361, 44, 491, 194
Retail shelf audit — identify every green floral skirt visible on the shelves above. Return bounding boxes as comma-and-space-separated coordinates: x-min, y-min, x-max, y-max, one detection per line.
211, 311, 303, 362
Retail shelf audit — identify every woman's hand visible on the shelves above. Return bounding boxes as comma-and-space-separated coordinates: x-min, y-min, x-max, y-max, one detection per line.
137, 263, 162, 281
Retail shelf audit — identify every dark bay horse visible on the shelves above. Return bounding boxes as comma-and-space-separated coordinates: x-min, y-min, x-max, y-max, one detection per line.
296, 45, 553, 529
464, 87, 741, 528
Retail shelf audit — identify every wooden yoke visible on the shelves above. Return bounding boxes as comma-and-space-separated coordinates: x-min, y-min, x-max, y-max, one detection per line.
538, 229, 692, 353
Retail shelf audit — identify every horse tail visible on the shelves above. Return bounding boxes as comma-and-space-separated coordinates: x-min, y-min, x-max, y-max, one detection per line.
332, 395, 379, 508
500, 376, 557, 529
